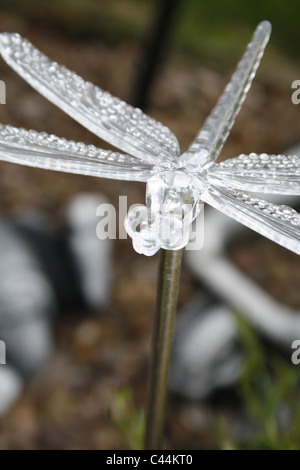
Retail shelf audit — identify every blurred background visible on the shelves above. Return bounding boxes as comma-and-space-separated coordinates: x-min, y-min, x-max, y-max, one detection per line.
0, 0, 300, 450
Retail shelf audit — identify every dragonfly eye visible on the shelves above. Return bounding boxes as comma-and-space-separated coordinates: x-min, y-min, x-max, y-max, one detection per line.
124, 204, 191, 256
158, 214, 190, 250
124, 205, 160, 256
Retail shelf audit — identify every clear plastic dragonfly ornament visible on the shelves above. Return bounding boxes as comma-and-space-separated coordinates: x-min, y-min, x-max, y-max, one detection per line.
0, 21, 299, 256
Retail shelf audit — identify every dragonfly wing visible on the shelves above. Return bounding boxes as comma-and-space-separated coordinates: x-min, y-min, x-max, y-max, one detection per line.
0, 124, 153, 182
201, 185, 300, 255
207, 153, 300, 195
0, 33, 180, 165
181, 21, 271, 170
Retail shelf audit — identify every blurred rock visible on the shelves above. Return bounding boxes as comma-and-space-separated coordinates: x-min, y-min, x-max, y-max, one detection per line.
0, 365, 23, 416
0, 216, 56, 377
186, 194, 300, 348
169, 295, 242, 399
14, 193, 113, 313
65, 193, 112, 312
1, 317, 54, 378
14, 208, 86, 312
0, 192, 113, 415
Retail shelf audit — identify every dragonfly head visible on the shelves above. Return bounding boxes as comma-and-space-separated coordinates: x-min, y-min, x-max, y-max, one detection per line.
125, 164, 205, 256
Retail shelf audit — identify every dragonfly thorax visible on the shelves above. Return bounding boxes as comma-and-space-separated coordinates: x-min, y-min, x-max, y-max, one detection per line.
146, 167, 203, 220
125, 167, 205, 256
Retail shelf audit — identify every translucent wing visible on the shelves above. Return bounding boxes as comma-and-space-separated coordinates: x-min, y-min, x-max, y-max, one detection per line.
207, 153, 300, 195
0, 124, 154, 182
181, 21, 271, 170
201, 185, 300, 255
0, 33, 180, 164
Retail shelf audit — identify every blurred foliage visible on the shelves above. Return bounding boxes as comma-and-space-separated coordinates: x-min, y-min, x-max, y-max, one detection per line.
111, 388, 145, 450
224, 315, 300, 450
0, 0, 154, 42
174, 0, 300, 63
110, 316, 300, 450
2, 0, 300, 68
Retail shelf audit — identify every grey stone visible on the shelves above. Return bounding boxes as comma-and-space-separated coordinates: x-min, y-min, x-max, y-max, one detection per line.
0, 217, 56, 376
169, 296, 242, 399
0, 365, 23, 416
186, 195, 300, 348
65, 193, 113, 311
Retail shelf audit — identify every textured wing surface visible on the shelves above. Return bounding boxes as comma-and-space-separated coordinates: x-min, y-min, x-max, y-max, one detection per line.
0, 33, 180, 164
201, 185, 300, 255
181, 21, 271, 170
0, 124, 153, 181
207, 153, 300, 195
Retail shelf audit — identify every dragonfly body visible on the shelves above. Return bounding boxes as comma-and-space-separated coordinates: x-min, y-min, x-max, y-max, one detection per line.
126, 162, 211, 255
0, 21, 300, 256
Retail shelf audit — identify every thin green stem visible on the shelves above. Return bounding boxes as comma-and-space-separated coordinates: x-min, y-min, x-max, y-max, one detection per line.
144, 248, 183, 450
